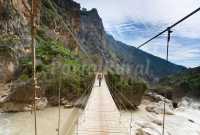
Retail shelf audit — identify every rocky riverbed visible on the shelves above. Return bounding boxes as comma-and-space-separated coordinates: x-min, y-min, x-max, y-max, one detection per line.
120, 95, 200, 135
0, 94, 200, 135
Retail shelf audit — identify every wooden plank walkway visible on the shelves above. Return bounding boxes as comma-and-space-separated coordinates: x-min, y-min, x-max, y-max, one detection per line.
74, 76, 128, 135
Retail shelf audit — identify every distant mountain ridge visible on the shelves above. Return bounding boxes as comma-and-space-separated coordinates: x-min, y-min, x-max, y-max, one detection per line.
105, 35, 186, 79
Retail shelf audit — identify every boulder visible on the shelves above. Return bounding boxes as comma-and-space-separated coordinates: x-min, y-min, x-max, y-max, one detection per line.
0, 83, 12, 108
1, 97, 48, 112
134, 121, 162, 135
136, 129, 149, 135
146, 92, 172, 103
179, 97, 200, 110
61, 98, 70, 105
36, 97, 48, 110
145, 101, 174, 115
48, 96, 59, 106
134, 121, 172, 135
0, 80, 47, 112
6, 80, 45, 103
1, 102, 32, 112
148, 115, 163, 126
64, 104, 73, 109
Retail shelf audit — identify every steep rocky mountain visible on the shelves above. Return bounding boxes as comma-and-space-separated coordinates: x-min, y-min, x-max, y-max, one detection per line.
106, 35, 186, 81
0, 0, 189, 113
0, 0, 186, 84
78, 7, 186, 82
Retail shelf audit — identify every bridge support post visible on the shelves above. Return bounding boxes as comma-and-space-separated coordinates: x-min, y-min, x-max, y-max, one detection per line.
119, 111, 121, 124
129, 111, 133, 135
76, 118, 79, 135
162, 27, 173, 135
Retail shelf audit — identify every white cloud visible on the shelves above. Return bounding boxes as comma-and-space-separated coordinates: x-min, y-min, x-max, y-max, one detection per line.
75, 0, 200, 67
138, 38, 200, 67
76, 0, 200, 38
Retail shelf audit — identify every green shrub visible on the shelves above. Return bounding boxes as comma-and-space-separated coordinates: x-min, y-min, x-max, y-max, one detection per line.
19, 74, 29, 81
105, 71, 147, 110
18, 28, 95, 103
0, 34, 20, 45
158, 67, 200, 97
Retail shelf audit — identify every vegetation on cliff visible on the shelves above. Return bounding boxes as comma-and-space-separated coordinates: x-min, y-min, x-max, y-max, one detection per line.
11, 27, 95, 106
153, 67, 200, 100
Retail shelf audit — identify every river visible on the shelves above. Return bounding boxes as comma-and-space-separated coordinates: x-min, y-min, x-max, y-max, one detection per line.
0, 107, 73, 135
1, 99, 200, 135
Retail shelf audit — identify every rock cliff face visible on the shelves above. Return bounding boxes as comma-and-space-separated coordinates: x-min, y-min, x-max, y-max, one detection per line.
79, 8, 110, 67
0, 0, 84, 111
0, 0, 29, 35
0, 0, 31, 83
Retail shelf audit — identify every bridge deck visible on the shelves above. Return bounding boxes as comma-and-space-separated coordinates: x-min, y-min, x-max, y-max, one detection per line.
74, 76, 128, 135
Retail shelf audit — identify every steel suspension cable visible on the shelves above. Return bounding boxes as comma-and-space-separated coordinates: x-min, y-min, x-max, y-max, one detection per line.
107, 77, 136, 135
80, 82, 93, 122
57, 67, 93, 135
117, 90, 137, 110
106, 77, 123, 110
57, 85, 61, 135
111, 87, 132, 135
105, 75, 137, 113
57, 66, 62, 135
39, 2, 98, 133
64, 76, 95, 135
134, 7, 200, 135
162, 27, 172, 135
115, 88, 136, 134
106, 76, 132, 135
137, 7, 200, 49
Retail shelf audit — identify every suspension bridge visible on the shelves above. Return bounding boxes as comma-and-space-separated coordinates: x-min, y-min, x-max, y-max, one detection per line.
16, 1, 200, 135
72, 75, 128, 135
60, 6, 200, 135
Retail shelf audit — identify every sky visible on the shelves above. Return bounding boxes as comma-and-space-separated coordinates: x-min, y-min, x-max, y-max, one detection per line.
75, 0, 200, 68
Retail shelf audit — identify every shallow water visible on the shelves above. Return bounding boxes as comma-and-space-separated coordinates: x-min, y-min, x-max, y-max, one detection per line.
0, 107, 72, 135
1, 102, 200, 135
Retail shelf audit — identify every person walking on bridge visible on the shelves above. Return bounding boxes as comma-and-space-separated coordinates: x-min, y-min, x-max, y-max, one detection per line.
97, 73, 103, 87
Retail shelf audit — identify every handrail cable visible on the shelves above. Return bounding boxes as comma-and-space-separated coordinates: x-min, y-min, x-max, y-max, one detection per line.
135, 7, 200, 134
38, 2, 98, 133
106, 78, 123, 111
63, 75, 95, 135
106, 77, 136, 125
78, 75, 95, 123
106, 77, 131, 135
57, 64, 62, 135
